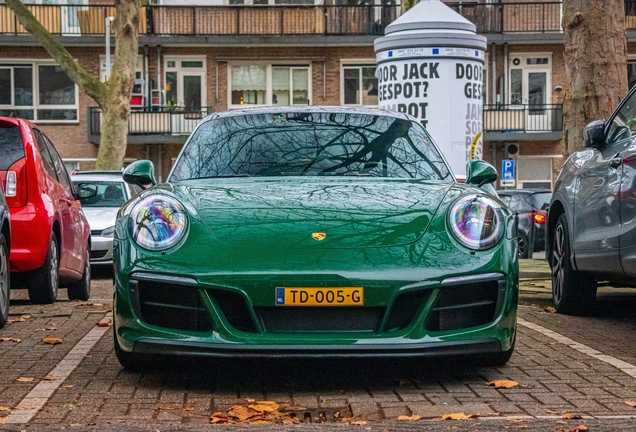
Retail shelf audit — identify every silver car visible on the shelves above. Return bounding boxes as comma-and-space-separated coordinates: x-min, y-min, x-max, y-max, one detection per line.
71, 171, 141, 266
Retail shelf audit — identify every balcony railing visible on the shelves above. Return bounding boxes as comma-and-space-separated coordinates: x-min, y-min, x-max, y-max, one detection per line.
88, 106, 212, 141
0, 4, 399, 37
484, 104, 563, 133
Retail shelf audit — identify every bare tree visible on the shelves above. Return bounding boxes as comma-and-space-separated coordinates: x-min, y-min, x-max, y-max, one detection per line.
5, 0, 145, 170
562, 0, 628, 155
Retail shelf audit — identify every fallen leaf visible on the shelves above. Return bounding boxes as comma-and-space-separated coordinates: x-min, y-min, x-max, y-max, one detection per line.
0, 407, 9, 411
544, 306, 556, 313
16, 377, 34, 382
546, 409, 560, 414
248, 401, 280, 413
63, 385, 74, 389
282, 416, 300, 425
228, 405, 260, 422
42, 338, 63, 345
0, 338, 21, 343
626, 401, 636, 407
333, 411, 340, 418
21, 315, 30, 319
508, 419, 526, 423
0, 418, 4, 424
350, 420, 367, 425
485, 380, 519, 389
562, 413, 582, 419
41, 375, 57, 381
550, 341, 557, 345
442, 413, 472, 421
210, 412, 229, 424
184, 407, 194, 412
397, 414, 421, 421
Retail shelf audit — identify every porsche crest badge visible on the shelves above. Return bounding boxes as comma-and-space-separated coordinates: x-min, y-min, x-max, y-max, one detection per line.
312, 232, 327, 241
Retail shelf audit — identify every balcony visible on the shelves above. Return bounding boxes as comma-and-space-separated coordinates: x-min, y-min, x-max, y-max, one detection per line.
0, 3, 400, 40
484, 104, 563, 141
87, 106, 212, 144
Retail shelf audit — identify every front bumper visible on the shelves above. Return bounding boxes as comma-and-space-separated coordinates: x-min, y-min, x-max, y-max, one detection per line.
90, 235, 114, 265
132, 338, 501, 358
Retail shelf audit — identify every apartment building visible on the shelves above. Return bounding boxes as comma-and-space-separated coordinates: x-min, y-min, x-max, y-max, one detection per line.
0, 0, 635, 187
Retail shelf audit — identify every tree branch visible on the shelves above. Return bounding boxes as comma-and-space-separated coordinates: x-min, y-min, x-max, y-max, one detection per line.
5, 0, 106, 104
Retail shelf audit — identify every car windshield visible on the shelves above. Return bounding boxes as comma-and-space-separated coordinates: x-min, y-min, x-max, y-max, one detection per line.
528, 192, 552, 210
72, 181, 127, 208
170, 112, 452, 181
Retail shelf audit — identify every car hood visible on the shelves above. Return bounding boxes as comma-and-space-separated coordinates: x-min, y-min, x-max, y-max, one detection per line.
172, 178, 452, 249
82, 207, 119, 231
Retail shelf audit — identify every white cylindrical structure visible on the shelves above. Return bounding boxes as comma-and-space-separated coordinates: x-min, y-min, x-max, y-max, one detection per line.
374, 0, 487, 177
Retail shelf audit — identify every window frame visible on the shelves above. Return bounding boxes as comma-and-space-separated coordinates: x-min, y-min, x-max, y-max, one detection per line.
227, 61, 312, 110
163, 55, 207, 109
340, 59, 379, 108
0, 60, 79, 124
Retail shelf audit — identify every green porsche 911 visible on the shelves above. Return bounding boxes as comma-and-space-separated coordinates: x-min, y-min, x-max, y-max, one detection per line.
113, 107, 518, 369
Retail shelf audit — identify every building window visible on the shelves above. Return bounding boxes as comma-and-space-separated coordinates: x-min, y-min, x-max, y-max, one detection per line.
229, 63, 311, 108
0, 63, 79, 122
341, 63, 378, 107
628, 59, 636, 90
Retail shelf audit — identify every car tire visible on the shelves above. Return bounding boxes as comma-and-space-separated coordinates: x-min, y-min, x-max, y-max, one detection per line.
67, 247, 91, 301
0, 233, 10, 329
27, 234, 59, 305
114, 326, 148, 371
550, 214, 597, 315
517, 232, 529, 259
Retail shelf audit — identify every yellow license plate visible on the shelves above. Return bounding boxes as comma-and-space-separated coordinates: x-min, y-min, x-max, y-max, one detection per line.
275, 287, 364, 306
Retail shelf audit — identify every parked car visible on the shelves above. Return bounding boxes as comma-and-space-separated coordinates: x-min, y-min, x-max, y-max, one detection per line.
70, 172, 141, 266
498, 189, 551, 258
0, 117, 95, 304
0, 184, 10, 328
548, 85, 636, 315
113, 107, 519, 369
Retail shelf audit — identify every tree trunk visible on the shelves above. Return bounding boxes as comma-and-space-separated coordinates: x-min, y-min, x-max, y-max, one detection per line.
563, 0, 628, 155
96, 0, 143, 170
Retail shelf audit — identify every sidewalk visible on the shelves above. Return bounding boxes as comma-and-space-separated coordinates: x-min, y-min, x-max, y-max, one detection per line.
519, 258, 550, 279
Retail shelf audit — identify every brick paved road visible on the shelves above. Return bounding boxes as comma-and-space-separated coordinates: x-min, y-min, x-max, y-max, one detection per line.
2, 263, 636, 431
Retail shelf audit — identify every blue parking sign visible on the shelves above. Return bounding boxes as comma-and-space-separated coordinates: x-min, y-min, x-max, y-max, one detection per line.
502, 159, 515, 180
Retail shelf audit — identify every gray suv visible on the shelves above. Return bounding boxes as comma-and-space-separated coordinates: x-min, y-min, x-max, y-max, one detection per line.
548, 86, 636, 314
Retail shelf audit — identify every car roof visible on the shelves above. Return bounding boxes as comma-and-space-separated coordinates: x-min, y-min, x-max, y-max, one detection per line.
70, 172, 125, 182
203, 106, 411, 122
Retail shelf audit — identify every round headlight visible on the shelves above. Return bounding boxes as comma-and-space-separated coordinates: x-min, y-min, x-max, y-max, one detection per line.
448, 194, 503, 250
130, 195, 188, 251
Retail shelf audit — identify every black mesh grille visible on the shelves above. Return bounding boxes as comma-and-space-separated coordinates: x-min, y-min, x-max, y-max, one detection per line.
209, 289, 258, 333
385, 290, 430, 332
136, 281, 212, 332
256, 307, 385, 332
426, 281, 501, 332
90, 249, 108, 259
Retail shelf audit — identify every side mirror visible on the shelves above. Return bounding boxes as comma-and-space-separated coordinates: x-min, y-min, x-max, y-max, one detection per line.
75, 183, 98, 200
584, 120, 606, 148
123, 160, 157, 188
466, 160, 498, 188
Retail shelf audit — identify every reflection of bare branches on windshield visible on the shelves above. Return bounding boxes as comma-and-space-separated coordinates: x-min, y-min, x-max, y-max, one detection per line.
170, 112, 451, 181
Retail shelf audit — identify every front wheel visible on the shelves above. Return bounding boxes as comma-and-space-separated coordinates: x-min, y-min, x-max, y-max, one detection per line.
517, 232, 529, 259
27, 234, 59, 305
551, 214, 597, 315
0, 234, 10, 328
67, 247, 91, 301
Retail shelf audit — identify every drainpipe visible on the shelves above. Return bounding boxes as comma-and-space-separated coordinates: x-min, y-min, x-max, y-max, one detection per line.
105, 16, 114, 80
491, 43, 496, 105
503, 43, 508, 105
157, 45, 162, 106
144, 45, 149, 109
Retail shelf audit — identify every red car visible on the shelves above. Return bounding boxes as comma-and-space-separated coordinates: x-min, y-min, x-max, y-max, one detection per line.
0, 117, 93, 304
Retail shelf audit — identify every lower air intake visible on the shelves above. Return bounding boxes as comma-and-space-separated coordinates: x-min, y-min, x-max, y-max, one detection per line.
426, 280, 502, 332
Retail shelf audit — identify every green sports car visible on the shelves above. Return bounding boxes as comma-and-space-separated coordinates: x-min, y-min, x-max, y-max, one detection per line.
113, 107, 518, 368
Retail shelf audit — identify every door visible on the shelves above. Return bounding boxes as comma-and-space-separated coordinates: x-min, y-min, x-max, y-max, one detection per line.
509, 56, 552, 132
44, 134, 84, 272
573, 93, 636, 275
165, 58, 206, 135
617, 92, 636, 277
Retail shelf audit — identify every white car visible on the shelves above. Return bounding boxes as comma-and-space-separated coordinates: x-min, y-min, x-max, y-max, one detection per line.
71, 171, 141, 266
